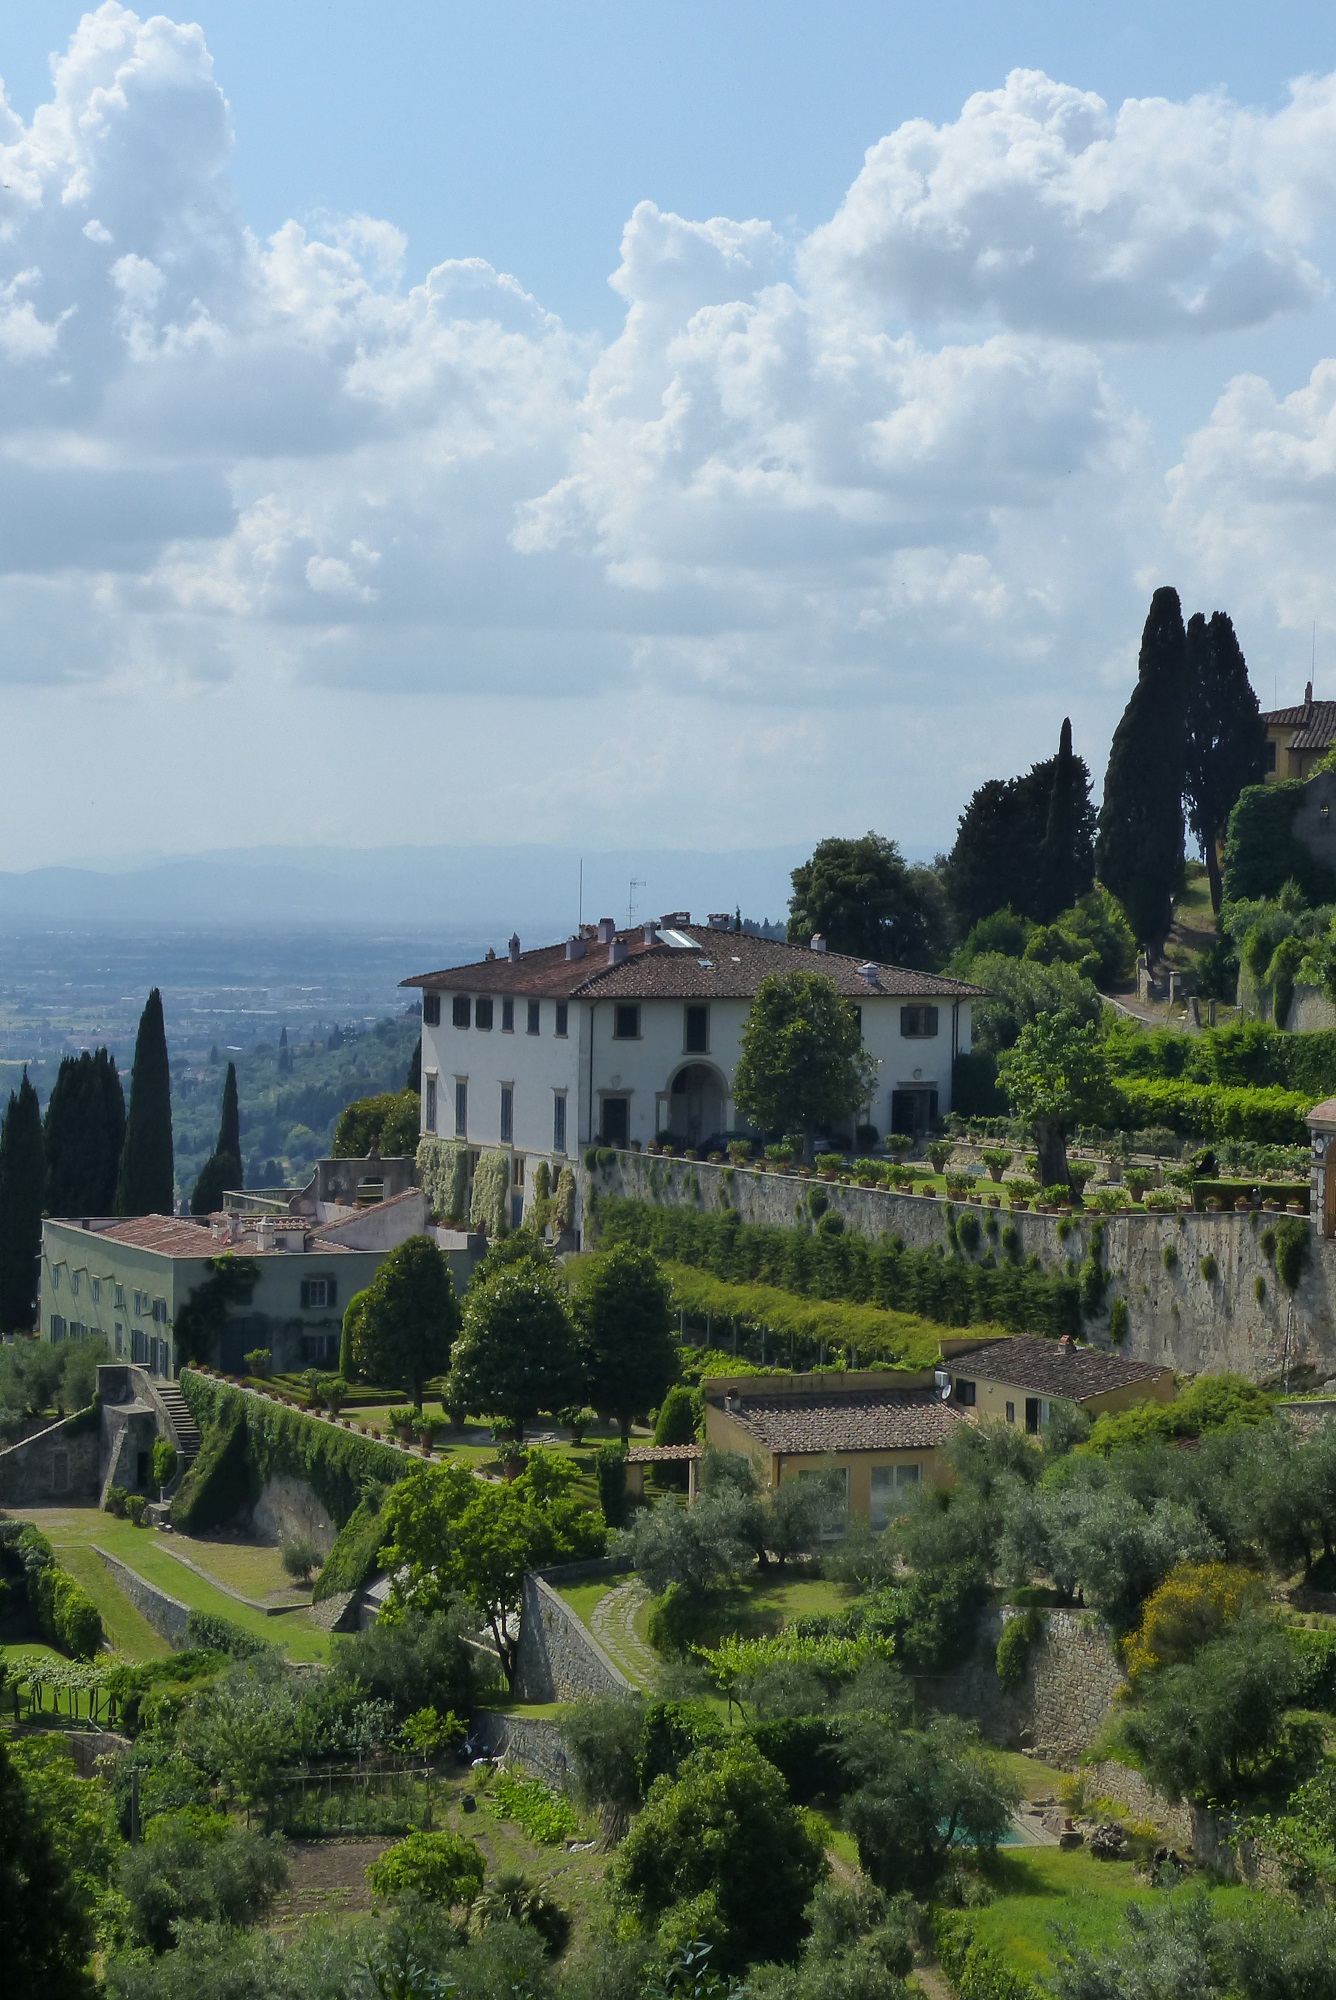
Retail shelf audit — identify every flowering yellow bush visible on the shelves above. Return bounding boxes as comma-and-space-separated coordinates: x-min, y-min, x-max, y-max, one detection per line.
1123, 1560, 1267, 1682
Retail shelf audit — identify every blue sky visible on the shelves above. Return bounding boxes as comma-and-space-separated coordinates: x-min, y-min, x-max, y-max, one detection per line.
4, 4, 1336, 869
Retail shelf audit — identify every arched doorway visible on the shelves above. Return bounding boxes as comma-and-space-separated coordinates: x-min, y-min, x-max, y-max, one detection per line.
668, 1064, 726, 1147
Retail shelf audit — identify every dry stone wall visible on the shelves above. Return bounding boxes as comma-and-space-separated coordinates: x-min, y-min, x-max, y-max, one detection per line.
95, 1547, 191, 1646
583, 1151, 1336, 1385
511, 1560, 634, 1702
923, 1605, 1124, 1765
0, 1416, 100, 1506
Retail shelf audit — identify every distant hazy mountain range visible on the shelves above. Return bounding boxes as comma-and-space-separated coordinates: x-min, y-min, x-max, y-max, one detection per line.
0, 844, 825, 935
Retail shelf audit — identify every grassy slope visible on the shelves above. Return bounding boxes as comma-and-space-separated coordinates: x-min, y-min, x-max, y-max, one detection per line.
20, 1507, 330, 1662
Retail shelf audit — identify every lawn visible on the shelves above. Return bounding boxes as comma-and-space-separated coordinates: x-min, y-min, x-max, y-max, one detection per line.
18, 1507, 331, 1663
163, 1532, 299, 1601
968, 1846, 1267, 1982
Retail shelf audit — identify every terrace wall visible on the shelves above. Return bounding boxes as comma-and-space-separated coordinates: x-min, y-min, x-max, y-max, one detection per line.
0, 1413, 101, 1507
581, 1152, 1336, 1386
511, 1559, 634, 1702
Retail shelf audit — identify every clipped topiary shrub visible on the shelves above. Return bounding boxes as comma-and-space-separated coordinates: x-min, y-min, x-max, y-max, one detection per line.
995, 1607, 1043, 1692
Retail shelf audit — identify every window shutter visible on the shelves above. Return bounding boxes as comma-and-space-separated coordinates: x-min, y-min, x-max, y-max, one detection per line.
300, 1279, 311, 1309
327, 1280, 337, 1309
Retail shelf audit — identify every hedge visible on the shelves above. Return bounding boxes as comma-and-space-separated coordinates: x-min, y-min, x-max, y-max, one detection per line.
0, 1522, 104, 1659
592, 1198, 1080, 1338
665, 1262, 990, 1370
1110, 1075, 1311, 1143
312, 1487, 390, 1603
175, 1372, 410, 1536
1108, 1016, 1336, 1097
184, 1608, 273, 1659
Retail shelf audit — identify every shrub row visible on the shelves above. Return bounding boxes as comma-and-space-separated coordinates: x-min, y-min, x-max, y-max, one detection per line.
175, 1371, 410, 1536
666, 1262, 977, 1370
0, 1521, 103, 1658
592, 1197, 1081, 1337
1110, 1075, 1311, 1144
183, 1608, 273, 1659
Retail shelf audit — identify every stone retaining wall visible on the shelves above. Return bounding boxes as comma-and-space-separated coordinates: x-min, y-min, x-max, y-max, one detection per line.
0, 1414, 100, 1506
94, 1547, 191, 1646
582, 1151, 1336, 1385
471, 1709, 572, 1790
923, 1606, 1124, 1766
511, 1561, 634, 1702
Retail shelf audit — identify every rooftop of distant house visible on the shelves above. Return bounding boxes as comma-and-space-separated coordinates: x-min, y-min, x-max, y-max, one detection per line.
945, 1333, 1167, 1401
1262, 684, 1336, 753
402, 914, 985, 1003
713, 1384, 971, 1455
44, 1213, 356, 1257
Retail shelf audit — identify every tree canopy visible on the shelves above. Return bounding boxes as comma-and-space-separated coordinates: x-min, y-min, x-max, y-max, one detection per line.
447, 1261, 579, 1435
995, 1014, 1112, 1186
569, 1244, 678, 1439
43, 1049, 124, 1218
788, 832, 947, 968
347, 1233, 460, 1406
331, 1089, 420, 1158
1184, 610, 1267, 914
190, 1062, 243, 1214
115, 989, 174, 1217
1097, 587, 1189, 953
732, 971, 878, 1159
945, 721, 1095, 935
0, 1071, 44, 1333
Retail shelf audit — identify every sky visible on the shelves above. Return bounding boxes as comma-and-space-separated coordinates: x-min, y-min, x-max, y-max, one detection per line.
5, 4, 1336, 870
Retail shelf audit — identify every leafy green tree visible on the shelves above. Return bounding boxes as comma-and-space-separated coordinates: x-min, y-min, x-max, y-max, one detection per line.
0, 1070, 44, 1331
1119, 1619, 1313, 1805
0, 1733, 117, 1998
788, 833, 947, 968
613, 1740, 827, 1971
331, 1088, 420, 1157
616, 1486, 758, 1597
570, 1245, 678, 1439
842, 1714, 1020, 1896
379, 1453, 603, 1681
115, 989, 174, 1217
43, 1049, 124, 1217
1184, 610, 1267, 915
190, 1063, 243, 1214
1047, 1892, 1336, 2000
447, 1263, 578, 1436
332, 1601, 482, 1718
348, 1234, 460, 1407
365, 1829, 485, 1907
117, 1807, 287, 1952
995, 1014, 1112, 1187
733, 971, 877, 1161
1096, 587, 1189, 952
1035, 717, 1097, 922
965, 954, 1103, 1053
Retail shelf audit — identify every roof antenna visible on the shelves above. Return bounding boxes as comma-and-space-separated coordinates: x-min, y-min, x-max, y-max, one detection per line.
628, 877, 644, 928
578, 858, 583, 930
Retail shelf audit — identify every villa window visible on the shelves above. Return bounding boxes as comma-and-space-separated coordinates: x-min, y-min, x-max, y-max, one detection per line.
614, 1004, 640, 1040
502, 999, 515, 1032
901, 1005, 939, 1039
49, 1314, 67, 1342
685, 1004, 709, 1053
91, 1277, 100, 1303
476, 997, 494, 1031
71, 1271, 80, 1298
555, 1003, 569, 1037
455, 1079, 468, 1137
527, 1001, 541, 1035
423, 993, 441, 1026
424, 1074, 438, 1133
300, 1277, 336, 1310
500, 1085, 514, 1144
114, 1283, 125, 1309
452, 995, 471, 1029
953, 1378, 976, 1406
553, 1093, 567, 1154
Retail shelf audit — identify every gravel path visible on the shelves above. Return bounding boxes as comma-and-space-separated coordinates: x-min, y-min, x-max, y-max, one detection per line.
588, 1579, 658, 1688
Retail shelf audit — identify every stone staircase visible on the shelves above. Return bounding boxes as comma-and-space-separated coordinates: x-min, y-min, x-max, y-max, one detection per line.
152, 1380, 202, 1463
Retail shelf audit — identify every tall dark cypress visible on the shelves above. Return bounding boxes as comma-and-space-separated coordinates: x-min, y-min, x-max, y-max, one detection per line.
1035, 717, 1095, 921
1184, 610, 1267, 915
278, 1025, 292, 1075
44, 1048, 125, 1216
190, 1062, 243, 1216
0, 1072, 45, 1332
115, 989, 175, 1216
1096, 587, 1189, 952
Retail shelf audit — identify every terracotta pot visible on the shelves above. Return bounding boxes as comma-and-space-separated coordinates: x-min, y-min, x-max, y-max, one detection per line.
1287, 1202, 1307, 1214
987, 1196, 1000, 1208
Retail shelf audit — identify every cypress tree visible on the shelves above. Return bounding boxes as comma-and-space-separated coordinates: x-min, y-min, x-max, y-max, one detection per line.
1184, 610, 1267, 915
1035, 718, 1095, 922
1096, 587, 1189, 953
43, 1048, 125, 1216
115, 989, 175, 1216
190, 1062, 243, 1216
406, 1035, 422, 1094
278, 1025, 292, 1075
0, 1072, 44, 1332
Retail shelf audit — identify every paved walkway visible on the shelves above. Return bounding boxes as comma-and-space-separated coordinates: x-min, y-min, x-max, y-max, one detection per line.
588, 1578, 658, 1688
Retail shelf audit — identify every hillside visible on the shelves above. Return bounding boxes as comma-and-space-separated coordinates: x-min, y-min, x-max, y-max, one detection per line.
173, 1011, 420, 1199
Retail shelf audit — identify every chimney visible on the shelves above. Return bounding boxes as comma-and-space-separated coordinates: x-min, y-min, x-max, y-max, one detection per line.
608, 939, 629, 964
708, 912, 730, 931
1307, 680, 1315, 708
565, 935, 586, 961
642, 919, 660, 945
661, 911, 691, 927
597, 916, 616, 943
508, 933, 521, 962
857, 962, 880, 987
810, 934, 828, 952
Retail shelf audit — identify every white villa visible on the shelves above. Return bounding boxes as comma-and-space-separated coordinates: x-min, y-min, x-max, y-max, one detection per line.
402, 913, 982, 1175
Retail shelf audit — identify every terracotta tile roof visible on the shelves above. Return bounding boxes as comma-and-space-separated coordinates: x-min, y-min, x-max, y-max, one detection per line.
402, 925, 984, 1003
945, 1334, 1166, 1400
52, 1215, 355, 1257
1263, 700, 1336, 752
1308, 1097, 1336, 1125
626, 1443, 704, 1462
722, 1387, 968, 1454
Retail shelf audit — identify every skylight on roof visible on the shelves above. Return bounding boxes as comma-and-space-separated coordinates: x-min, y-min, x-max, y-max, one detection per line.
658, 928, 697, 949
